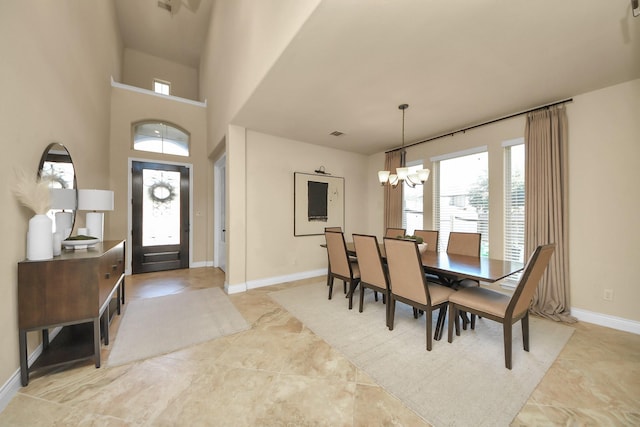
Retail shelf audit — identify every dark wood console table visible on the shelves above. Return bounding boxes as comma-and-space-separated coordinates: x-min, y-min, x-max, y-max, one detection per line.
18, 240, 125, 386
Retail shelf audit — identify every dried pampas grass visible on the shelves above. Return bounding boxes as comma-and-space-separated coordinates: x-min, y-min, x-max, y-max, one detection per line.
13, 169, 51, 215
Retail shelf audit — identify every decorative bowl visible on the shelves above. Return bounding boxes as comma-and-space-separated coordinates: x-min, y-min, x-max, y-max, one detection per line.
63, 238, 99, 250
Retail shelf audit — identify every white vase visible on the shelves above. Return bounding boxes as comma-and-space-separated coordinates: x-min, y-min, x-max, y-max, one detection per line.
27, 214, 53, 260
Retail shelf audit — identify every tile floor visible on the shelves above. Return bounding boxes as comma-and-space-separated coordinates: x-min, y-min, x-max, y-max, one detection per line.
1, 267, 639, 426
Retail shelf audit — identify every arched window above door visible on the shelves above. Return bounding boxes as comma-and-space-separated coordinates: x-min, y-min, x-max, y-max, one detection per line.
133, 121, 189, 157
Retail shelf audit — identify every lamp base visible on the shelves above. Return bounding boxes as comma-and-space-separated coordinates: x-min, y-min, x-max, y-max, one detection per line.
85, 212, 104, 242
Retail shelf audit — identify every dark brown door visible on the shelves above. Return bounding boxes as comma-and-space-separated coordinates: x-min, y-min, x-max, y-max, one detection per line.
131, 161, 189, 274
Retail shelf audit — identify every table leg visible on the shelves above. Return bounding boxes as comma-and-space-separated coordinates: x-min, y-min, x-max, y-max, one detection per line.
93, 319, 101, 368
19, 330, 29, 386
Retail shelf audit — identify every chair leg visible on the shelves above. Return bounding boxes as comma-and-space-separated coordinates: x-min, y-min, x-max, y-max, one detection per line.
374, 291, 379, 302
328, 276, 334, 300
522, 312, 530, 352
504, 323, 513, 370
413, 308, 419, 319
388, 297, 396, 330
348, 280, 359, 310
359, 284, 365, 313
385, 291, 390, 328
470, 314, 476, 330
426, 308, 433, 351
343, 280, 347, 294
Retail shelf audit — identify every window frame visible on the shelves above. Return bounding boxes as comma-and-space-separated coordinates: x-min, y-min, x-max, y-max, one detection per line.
153, 78, 171, 96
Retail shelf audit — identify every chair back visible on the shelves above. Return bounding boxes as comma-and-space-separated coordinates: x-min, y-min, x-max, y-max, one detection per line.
353, 234, 387, 290
414, 230, 439, 252
508, 244, 556, 317
447, 232, 481, 257
325, 231, 352, 278
385, 227, 406, 238
384, 237, 428, 305
324, 226, 342, 232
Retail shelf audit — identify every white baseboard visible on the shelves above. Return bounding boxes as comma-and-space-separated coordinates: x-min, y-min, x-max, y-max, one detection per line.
572, 307, 640, 335
224, 269, 326, 295
191, 260, 213, 268
0, 328, 60, 413
246, 269, 326, 290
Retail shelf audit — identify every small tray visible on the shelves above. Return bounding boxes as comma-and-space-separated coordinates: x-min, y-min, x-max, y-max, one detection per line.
63, 238, 99, 250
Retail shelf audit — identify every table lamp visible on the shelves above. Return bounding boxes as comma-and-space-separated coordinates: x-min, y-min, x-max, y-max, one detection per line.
49, 188, 76, 239
77, 189, 114, 241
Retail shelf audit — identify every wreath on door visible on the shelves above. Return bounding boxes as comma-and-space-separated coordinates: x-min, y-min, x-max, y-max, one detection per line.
148, 180, 176, 204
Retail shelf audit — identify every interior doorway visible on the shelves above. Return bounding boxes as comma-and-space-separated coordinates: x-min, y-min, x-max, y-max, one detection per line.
214, 154, 226, 272
131, 160, 190, 274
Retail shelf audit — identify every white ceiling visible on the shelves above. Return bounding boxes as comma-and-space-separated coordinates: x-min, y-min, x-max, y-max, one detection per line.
115, 0, 640, 155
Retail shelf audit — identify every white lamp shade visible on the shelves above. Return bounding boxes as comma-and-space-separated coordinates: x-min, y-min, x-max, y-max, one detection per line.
417, 169, 430, 182
378, 170, 390, 184
50, 188, 76, 210
78, 189, 114, 211
396, 167, 409, 180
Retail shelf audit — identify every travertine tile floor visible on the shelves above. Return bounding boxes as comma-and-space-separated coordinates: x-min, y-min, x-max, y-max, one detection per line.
1, 267, 639, 426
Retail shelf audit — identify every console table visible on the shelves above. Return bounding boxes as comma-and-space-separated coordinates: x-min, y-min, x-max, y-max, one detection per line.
18, 240, 125, 386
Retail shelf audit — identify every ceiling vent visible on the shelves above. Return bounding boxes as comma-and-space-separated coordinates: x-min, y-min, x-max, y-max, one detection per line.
329, 131, 344, 137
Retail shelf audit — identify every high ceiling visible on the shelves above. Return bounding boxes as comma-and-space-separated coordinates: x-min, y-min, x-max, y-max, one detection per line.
115, 0, 640, 155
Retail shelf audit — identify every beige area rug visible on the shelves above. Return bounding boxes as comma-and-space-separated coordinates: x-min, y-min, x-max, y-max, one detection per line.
108, 288, 250, 366
270, 282, 574, 427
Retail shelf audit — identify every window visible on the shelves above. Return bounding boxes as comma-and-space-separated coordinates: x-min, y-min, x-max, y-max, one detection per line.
153, 79, 171, 95
503, 140, 525, 287
402, 163, 424, 234
433, 148, 489, 255
133, 121, 189, 157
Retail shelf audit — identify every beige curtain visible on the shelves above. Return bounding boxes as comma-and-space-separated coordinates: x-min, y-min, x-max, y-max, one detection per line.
524, 105, 575, 323
383, 151, 403, 231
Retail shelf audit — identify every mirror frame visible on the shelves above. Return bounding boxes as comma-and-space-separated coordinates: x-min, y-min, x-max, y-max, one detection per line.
38, 142, 77, 239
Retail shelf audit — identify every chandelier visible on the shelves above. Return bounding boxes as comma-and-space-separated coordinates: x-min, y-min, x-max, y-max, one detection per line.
378, 104, 430, 188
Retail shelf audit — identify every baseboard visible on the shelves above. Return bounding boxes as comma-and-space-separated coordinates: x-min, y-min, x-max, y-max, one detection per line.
191, 260, 212, 268
0, 330, 58, 413
224, 269, 326, 295
246, 269, 326, 290
572, 307, 640, 335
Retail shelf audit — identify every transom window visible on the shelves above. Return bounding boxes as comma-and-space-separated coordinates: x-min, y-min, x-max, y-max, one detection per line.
133, 121, 189, 157
153, 79, 171, 95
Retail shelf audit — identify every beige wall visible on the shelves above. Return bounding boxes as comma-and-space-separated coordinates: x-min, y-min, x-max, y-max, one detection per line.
122, 48, 199, 101
365, 79, 640, 323
568, 79, 640, 321
244, 130, 369, 283
109, 86, 210, 269
199, 0, 321, 153
0, 1, 121, 389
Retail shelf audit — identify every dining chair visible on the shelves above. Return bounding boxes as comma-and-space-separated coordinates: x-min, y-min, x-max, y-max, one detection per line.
384, 237, 454, 350
352, 234, 390, 326
447, 244, 555, 369
325, 230, 360, 309
324, 226, 342, 232
385, 227, 406, 238
413, 230, 439, 252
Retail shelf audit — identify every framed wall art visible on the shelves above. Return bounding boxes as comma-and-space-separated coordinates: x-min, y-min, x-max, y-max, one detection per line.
294, 172, 344, 236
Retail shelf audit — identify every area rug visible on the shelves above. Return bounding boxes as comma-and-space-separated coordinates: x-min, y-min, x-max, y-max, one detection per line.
108, 288, 250, 366
270, 282, 574, 427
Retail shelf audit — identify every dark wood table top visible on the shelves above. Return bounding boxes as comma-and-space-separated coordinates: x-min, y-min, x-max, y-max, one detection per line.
344, 242, 523, 283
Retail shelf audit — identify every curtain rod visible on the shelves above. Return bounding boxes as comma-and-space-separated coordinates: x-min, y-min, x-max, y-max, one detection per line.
385, 98, 573, 154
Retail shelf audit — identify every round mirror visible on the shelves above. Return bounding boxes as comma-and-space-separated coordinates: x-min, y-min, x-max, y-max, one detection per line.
38, 143, 77, 239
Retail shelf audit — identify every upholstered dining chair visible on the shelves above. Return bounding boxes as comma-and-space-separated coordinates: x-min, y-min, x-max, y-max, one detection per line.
413, 229, 439, 252
384, 237, 454, 350
385, 227, 406, 238
447, 244, 555, 369
325, 230, 360, 309
324, 226, 342, 232
352, 234, 389, 326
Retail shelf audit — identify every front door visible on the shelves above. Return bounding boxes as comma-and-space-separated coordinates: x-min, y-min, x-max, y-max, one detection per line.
131, 161, 190, 274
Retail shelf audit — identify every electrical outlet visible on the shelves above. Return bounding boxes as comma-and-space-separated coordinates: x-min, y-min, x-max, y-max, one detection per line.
603, 289, 614, 301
